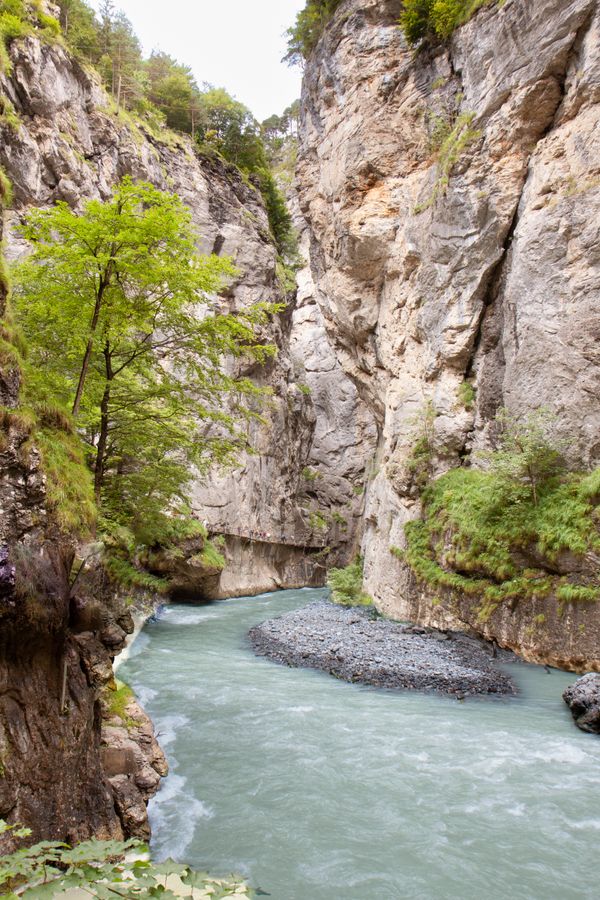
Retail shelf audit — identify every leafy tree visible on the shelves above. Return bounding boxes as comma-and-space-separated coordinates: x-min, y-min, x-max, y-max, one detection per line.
0, 820, 252, 898
284, 0, 343, 64
399, 0, 496, 47
478, 409, 567, 507
196, 88, 295, 258
145, 51, 201, 133
13, 178, 279, 535
57, 0, 101, 62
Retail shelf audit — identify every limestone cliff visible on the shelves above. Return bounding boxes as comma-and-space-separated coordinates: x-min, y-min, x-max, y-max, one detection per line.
296, 0, 600, 670
0, 21, 371, 841
0, 32, 372, 598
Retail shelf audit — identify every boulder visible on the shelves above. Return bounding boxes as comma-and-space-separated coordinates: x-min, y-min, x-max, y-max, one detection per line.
563, 674, 600, 734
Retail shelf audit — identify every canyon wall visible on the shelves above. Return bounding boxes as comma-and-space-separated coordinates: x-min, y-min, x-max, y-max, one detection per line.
297, 0, 600, 669
0, 33, 373, 598
0, 23, 371, 839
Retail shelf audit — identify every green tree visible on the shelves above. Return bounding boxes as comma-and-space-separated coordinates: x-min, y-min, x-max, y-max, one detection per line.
479, 408, 567, 507
13, 178, 278, 530
284, 0, 342, 64
146, 51, 201, 133
196, 88, 295, 258
57, 0, 101, 62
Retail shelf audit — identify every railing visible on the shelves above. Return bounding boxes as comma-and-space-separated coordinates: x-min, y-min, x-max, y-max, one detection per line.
208, 525, 331, 550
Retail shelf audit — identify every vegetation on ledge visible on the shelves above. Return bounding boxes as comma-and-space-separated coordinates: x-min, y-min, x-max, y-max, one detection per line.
284, 0, 343, 64
400, 0, 500, 47
0, 0, 61, 73
403, 412, 600, 619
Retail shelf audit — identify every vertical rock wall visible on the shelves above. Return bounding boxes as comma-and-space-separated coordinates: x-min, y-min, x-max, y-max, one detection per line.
296, 0, 600, 667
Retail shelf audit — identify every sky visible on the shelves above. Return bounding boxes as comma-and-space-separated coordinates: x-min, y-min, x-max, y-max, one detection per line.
89, 0, 305, 121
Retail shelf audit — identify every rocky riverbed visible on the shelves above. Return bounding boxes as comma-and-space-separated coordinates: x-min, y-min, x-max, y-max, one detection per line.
248, 601, 516, 697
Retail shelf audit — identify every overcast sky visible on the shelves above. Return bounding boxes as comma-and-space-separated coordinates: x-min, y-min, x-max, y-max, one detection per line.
88, 0, 305, 121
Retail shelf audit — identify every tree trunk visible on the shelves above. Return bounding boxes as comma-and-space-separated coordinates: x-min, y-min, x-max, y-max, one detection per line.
72, 258, 114, 417
94, 343, 113, 499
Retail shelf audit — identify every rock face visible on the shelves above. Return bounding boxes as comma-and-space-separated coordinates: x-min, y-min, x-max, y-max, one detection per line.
0, 26, 372, 842
0, 34, 372, 598
296, 0, 600, 670
563, 674, 600, 733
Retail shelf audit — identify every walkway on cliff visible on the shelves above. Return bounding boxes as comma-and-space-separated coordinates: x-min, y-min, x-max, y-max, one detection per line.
207, 525, 331, 550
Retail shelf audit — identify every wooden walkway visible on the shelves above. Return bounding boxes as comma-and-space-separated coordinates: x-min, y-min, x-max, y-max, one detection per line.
208, 526, 330, 550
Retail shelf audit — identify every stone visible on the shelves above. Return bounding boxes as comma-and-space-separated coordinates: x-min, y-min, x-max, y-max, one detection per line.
563, 674, 600, 734
296, 0, 600, 671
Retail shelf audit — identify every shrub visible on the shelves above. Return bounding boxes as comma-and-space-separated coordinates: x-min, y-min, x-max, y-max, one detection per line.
328, 555, 372, 606
285, 0, 343, 64
0, 819, 252, 897
478, 408, 567, 507
406, 400, 436, 490
458, 380, 475, 410
400, 0, 497, 46
415, 111, 481, 213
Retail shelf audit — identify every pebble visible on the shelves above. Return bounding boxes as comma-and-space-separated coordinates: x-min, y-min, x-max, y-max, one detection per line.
248, 600, 516, 697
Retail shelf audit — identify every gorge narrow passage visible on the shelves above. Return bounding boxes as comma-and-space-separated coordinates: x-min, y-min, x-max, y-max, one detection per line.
120, 590, 600, 900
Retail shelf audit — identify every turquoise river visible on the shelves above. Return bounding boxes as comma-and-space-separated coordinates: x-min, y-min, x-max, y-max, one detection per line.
119, 588, 600, 900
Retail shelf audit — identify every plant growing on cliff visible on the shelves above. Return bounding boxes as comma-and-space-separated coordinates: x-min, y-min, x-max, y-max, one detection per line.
403, 413, 600, 614
406, 399, 436, 491
12, 177, 280, 538
479, 408, 567, 507
328, 556, 372, 607
284, 0, 343, 64
0, 820, 252, 897
400, 0, 497, 47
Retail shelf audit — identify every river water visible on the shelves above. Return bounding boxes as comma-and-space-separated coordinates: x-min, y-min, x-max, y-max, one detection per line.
120, 588, 600, 900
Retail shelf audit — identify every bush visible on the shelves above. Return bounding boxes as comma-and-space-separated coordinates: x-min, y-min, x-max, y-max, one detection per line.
400, 0, 496, 46
404, 462, 600, 610
328, 556, 372, 606
285, 0, 343, 64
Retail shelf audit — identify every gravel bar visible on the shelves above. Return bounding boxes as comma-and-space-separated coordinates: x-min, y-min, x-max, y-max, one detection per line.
249, 601, 516, 697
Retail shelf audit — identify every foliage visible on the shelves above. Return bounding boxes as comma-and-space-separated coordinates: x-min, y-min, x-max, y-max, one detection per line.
330, 511, 347, 527
327, 556, 372, 607
196, 540, 226, 571
0, 0, 62, 74
105, 679, 139, 726
284, 0, 343, 64
404, 451, 600, 613
414, 110, 481, 213
0, 820, 252, 897
32, 419, 97, 534
406, 400, 436, 491
478, 408, 567, 506
458, 380, 475, 410
55, 2, 298, 258
195, 88, 296, 257
309, 510, 328, 531
399, 0, 497, 46
12, 178, 278, 544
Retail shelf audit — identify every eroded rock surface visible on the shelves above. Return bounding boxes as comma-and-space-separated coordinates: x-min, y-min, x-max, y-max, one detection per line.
296, 0, 600, 669
101, 693, 168, 838
563, 674, 600, 733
